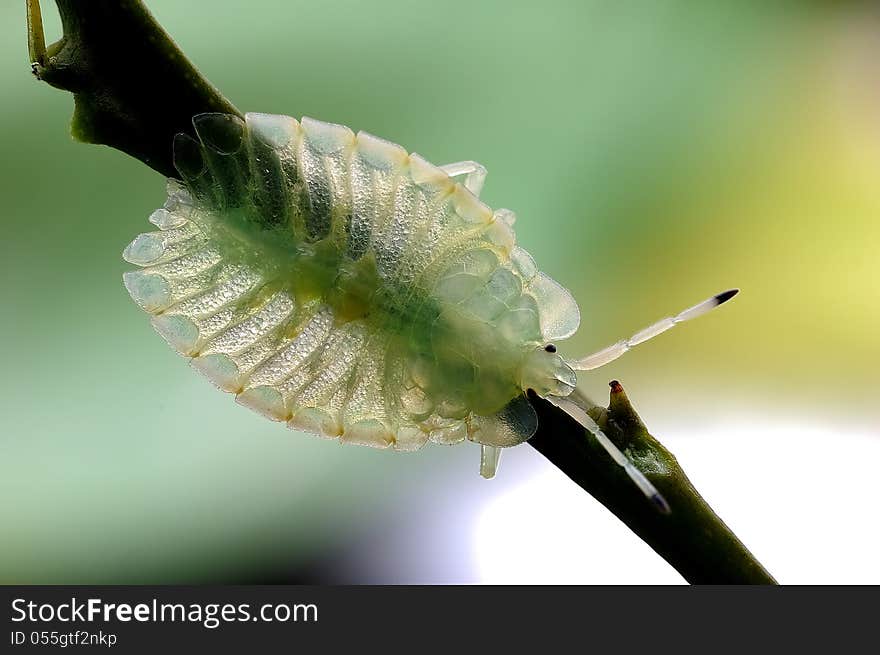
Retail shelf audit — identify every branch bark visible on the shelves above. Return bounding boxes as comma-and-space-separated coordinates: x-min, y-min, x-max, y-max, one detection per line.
28, 0, 776, 584
29, 0, 240, 177
529, 384, 775, 583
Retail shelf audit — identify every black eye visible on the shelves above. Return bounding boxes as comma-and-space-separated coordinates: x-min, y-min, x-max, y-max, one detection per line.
544, 344, 557, 353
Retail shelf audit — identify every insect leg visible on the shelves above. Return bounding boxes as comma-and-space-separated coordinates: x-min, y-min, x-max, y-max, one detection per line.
544, 393, 671, 514
439, 161, 487, 197
192, 113, 250, 210
568, 289, 739, 371
480, 445, 502, 479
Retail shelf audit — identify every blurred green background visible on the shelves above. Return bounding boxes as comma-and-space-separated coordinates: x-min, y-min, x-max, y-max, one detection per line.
1, 1, 878, 583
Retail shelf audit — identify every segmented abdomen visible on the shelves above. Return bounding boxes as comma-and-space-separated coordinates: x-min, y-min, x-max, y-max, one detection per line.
123, 113, 579, 450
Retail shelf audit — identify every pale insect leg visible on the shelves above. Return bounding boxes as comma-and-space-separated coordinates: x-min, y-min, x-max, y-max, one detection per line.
569, 289, 739, 371
480, 445, 502, 479
439, 161, 487, 197
543, 392, 671, 514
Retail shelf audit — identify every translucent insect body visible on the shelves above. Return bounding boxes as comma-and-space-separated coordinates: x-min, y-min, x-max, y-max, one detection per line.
123, 113, 736, 508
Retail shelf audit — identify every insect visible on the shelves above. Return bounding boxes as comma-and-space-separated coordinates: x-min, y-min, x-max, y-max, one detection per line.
122, 111, 736, 510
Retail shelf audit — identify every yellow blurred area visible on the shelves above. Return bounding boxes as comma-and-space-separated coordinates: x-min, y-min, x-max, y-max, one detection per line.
569, 10, 880, 418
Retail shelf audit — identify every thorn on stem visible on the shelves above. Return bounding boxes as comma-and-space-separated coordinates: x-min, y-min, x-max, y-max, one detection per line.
607, 379, 647, 433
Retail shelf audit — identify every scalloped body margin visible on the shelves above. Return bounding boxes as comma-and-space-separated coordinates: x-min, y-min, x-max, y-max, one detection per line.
123, 113, 581, 460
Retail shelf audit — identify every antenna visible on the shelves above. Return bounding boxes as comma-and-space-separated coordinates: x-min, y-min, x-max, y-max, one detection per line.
568, 289, 739, 371
544, 392, 670, 514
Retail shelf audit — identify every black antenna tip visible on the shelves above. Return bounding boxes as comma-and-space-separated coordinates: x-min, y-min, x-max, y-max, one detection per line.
714, 288, 739, 306
652, 493, 672, 515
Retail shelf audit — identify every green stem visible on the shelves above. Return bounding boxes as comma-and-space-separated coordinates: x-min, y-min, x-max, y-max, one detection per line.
529, 383, 775, 584
30, 0, 240, 177
28, 0, 776, 584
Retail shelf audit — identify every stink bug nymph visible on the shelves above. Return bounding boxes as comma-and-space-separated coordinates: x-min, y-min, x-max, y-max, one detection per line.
122, 112, 737, 512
